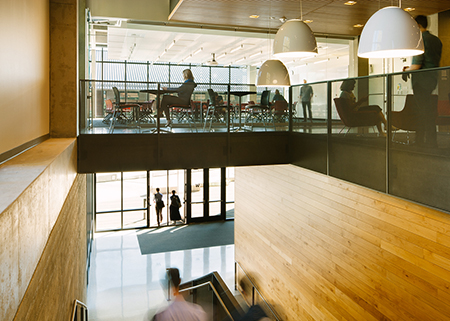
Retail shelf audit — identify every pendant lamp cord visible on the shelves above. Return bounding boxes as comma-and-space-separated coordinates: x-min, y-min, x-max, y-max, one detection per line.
300, 0, 303, 21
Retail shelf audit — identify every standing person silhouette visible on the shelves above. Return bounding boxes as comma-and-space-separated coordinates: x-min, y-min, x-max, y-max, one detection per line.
403, 15, 442, 147
300, 79, 313, 122
153, 188, 164, 226
169, 190, 182, 225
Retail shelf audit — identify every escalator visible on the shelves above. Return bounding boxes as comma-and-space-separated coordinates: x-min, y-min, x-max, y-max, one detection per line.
178, 272, 245, 321
177, 271, 280, 321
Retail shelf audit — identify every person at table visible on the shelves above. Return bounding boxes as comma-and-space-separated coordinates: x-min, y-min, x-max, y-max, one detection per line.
271, 89, 288, 117
340, 79, 387, 136
161, 69, 197, 126
271, 89, 286, 105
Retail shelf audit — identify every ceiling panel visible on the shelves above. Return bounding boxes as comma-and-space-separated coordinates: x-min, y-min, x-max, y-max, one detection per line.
169, 0, 450, 36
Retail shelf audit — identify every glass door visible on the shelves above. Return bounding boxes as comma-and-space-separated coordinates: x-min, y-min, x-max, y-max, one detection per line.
209, 168, 222, 218
191, 169, 204, 219
188, 168, 226, 223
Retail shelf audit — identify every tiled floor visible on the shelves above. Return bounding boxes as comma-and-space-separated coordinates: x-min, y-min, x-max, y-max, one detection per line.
87, 228, 236, 321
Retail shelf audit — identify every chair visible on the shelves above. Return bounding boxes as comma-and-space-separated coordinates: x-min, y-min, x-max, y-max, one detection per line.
333, 97, 380, 135
271, 100, 289, 129
169, 100, 198, 132
245, 90, 271, 130
138, 100, 156, 123
391, 94, 438, 144
204, 89, 227, 131
102, 99, 114, 124
109, 87, 142, 133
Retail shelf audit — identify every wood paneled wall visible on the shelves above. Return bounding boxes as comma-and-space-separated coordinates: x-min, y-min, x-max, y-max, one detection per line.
235, 165, 450, 321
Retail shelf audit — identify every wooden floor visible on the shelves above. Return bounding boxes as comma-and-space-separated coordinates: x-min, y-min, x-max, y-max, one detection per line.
235, 164, 450, 321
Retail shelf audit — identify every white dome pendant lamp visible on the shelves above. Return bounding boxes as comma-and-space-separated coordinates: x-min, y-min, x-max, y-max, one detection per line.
358, 4, 424, 58
257, 2, 291, 87
256, 59, 291, 87
273, 0, 318, 58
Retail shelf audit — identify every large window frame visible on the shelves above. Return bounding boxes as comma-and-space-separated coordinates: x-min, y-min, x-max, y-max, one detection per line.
94, 167, 233, 232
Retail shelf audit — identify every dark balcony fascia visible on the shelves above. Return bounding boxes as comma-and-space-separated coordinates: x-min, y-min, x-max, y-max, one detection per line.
77, 131, 290, 173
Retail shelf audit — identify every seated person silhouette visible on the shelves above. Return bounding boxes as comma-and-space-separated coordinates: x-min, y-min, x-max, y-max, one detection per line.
340, 79, 387, 136
270, 90, 288, 119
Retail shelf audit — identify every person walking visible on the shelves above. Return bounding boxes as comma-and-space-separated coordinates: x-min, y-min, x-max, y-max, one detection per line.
299, 79, 313, 122
153, 188, 164, 226
149, 268, 207, 321
169, 190, 182, 224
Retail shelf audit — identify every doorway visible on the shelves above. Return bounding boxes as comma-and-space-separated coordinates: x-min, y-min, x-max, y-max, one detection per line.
94, 167, 234, 232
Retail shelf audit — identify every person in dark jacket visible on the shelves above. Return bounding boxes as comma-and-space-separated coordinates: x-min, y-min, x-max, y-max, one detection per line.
161, 69, 197, 127
169, 190, 182, 224
403, 15, 442, 147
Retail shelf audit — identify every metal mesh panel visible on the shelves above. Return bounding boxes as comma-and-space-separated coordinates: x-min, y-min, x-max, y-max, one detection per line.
211, 67, 229, 84
126, 63, 147, 83
149, 64, 169, 83
191, 65, 210, 84
103, 63, 125, 81
95, 62, 102, 81
170, 65, 186, 83
230, 67, 247, 84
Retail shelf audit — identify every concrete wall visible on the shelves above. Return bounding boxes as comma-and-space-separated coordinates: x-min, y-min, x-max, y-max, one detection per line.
87, 0, 170, 21
0, 139, 86, 321
235, 165, 450, 321
0, 0, 50, 156
50, 0, 79, 138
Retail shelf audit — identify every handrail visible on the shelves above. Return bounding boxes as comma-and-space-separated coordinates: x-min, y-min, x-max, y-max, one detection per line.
71, 299, 88, 321
179, 280, 234, 320
236, 261, 280, 321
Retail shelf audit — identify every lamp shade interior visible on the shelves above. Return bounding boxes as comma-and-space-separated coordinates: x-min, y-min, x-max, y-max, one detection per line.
358, 6, 424, 58
273, 19, 318, 58
256, 59, 290, 87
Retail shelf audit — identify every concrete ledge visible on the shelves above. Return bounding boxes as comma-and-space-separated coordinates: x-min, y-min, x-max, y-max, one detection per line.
0, 138, 77, 321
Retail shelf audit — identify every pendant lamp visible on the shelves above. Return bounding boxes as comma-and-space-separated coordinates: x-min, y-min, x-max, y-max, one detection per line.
256, 59, 291, 87
273, 19, 318, 58
358, 6, 424, 58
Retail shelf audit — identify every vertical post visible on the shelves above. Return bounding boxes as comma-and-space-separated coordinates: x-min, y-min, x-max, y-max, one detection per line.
221, 167, 226, 220
147, 171, 150, 227
227, 84, 231, 164
386, 74, 392, 194
289, 85, 293, 132
186, 169, 192, 224
327, 81, 332, 176
204, 168, 209, 218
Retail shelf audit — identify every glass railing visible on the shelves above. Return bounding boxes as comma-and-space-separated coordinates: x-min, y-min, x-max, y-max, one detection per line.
290, 66, 450, 213
80, 66, 450, 213
79, 80, 290, 134
178, 271, 245, 321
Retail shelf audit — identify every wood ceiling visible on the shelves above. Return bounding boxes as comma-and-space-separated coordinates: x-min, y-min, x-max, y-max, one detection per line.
169, 0, 450, 37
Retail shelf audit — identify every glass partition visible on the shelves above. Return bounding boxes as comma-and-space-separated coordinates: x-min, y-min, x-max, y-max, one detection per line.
388, 67, 450, 211
87, 65, 450, 215
329, 75, 387, 192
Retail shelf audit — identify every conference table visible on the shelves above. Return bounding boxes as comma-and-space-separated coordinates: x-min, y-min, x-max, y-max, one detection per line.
227, 90, 257, 131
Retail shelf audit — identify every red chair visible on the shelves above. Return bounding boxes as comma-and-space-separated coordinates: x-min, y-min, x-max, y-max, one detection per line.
333, 97, 380, 135
102, 99, 114, 124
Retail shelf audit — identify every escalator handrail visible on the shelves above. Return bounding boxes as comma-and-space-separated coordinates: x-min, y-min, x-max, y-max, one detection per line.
179, 280, 234, 320
71, 299, 88, 321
